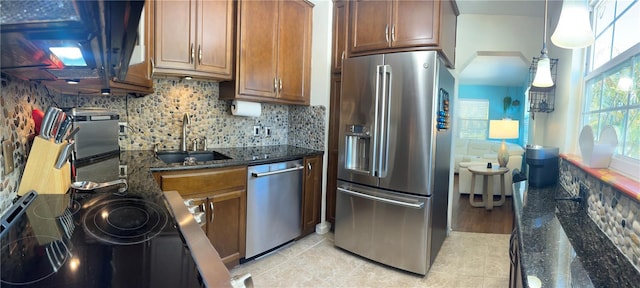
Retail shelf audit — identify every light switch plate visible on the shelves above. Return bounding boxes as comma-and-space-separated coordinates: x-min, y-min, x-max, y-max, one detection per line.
2, 139, 15, 175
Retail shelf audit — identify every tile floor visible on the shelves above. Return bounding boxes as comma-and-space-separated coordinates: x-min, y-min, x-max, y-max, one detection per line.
230, 231, 511, 287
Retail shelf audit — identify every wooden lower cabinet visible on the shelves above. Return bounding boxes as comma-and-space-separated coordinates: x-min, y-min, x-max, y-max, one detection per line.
301, 155, 323, 237
153, 166, 247, 269
326, 75, 341, 225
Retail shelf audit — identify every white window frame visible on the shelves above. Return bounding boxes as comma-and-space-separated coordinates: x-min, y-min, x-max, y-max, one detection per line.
582, 0, 640, 179
457, 99, 489, 140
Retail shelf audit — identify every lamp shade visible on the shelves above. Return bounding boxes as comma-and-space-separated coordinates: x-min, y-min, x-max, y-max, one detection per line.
532, 57, 554, 87
551, 0, 594, 49
489, 119, 519, 139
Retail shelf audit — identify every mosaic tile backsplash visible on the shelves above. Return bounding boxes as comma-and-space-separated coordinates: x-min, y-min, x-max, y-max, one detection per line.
0, 76, 325, 216
0, 76, 59, 214
559, 158, 640, 271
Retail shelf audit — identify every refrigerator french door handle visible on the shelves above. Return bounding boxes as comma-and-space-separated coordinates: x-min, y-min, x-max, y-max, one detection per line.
377, 65, 392, 178
337, 187, 425, 209
371, 65, 384, 178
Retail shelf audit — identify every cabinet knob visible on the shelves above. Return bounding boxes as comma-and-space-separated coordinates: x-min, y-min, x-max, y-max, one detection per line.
198, 45, 202, 65
279, 79, 283, 92
273, 78, 278, 93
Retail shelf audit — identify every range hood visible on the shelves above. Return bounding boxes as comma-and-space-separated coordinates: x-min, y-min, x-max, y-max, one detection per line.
0, 0, 145, 92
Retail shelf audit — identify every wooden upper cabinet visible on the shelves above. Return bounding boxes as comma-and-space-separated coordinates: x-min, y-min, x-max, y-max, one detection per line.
220, 0, 313, 105
392, 1, 438, 48
332, 0, 348, 73
277, 0, 312, 103
111, 0, 154, 95
235, 0, 279, 99
349, 0, 391, 54
153, 0, 234, 80
348, 0, 458, 68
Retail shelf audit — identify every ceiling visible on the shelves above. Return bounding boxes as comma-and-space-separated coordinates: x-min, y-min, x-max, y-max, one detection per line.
456, 0, 544, 86
456, 0, 544, 17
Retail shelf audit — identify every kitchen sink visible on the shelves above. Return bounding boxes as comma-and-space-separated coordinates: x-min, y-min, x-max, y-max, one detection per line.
156, 150, 232, 164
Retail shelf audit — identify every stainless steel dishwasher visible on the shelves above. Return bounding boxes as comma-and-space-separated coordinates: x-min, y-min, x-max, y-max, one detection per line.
246, 159, 304, 259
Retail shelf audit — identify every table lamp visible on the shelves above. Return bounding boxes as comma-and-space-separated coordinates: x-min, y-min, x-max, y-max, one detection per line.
489, 119, 520, 168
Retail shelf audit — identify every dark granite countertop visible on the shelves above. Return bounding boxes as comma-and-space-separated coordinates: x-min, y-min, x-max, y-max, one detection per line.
117, 145, 324, 191
512, 181, 640, 287
146, 145, 324, 172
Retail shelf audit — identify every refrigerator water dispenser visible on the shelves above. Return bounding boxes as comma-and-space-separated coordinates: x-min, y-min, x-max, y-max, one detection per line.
345, 125, 370, 173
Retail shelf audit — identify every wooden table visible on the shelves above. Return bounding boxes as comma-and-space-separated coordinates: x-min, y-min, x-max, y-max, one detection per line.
468, 166, 509, 210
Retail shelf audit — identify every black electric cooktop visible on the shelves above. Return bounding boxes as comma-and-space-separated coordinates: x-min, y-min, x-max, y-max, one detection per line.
0, 188, 203, 288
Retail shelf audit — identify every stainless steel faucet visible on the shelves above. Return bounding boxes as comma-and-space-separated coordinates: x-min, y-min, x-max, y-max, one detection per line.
182, 113, 190, 151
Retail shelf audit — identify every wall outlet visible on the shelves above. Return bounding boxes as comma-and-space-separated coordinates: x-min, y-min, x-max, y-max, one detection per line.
253, 126, 261, 136
2, 139, 15, 175
119, 165, 128, 178
119, 122, 128, 136
264, 127, 272, 137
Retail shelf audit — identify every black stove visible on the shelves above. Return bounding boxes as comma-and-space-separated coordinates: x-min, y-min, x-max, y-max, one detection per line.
0, 188, 204, 288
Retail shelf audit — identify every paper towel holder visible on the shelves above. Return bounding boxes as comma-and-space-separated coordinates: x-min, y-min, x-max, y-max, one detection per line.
230, 100, 261, 117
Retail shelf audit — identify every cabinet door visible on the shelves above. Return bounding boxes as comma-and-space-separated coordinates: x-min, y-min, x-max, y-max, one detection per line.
332, 0, 348, 73
391, 0, 439, 48
301, 155, 323, 237
237, 0, 279, 99
154, 0, 196, 70
196, 0, 234, 78
327, 75, 341, 224
111, 0, 153, 94
207, 189, 246, 269
349, 0, 391, 54
276, 0, 312, 104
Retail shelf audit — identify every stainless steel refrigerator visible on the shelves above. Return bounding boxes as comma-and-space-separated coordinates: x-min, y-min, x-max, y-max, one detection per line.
335, 51, 453, 275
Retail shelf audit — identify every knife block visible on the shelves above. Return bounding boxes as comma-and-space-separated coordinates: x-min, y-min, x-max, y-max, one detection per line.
18, 137, 71, 196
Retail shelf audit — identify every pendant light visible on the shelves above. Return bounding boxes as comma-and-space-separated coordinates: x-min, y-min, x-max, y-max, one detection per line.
551, 0, 595, 49
532, 0, 554, 88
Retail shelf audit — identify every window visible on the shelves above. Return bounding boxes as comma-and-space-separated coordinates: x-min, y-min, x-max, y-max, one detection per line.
457, 99, 489, 140
583, 0, 640, 177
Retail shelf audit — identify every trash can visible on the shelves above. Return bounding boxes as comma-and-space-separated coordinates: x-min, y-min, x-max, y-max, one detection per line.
526, 145, 559, 188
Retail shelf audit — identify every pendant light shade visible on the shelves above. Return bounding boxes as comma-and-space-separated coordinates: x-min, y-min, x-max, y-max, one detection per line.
533, 56, 554, 87
532, 0, 554, 88
551, 0, 595, 49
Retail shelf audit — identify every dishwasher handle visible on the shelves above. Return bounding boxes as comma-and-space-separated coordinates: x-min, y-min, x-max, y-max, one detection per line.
251, 165, 304, 177
337, 187, 425, 209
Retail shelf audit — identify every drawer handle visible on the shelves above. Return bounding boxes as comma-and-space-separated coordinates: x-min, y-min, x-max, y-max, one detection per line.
209, 202, 214, 222
251, 165, 304, 177
385, 24, 389, 44
190, 43, 195, 64
337, 187, 424, 209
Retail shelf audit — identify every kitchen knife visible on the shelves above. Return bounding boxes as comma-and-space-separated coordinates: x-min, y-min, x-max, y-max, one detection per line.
65, 126, 80, 141
55, 142, 74, 169
40, 107, 58, 140
55, 116, 72, 143
50, 110, 65, 141
32, 108, 44, 135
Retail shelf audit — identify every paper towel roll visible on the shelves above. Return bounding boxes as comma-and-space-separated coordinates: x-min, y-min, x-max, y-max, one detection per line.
231, 100, 261, 117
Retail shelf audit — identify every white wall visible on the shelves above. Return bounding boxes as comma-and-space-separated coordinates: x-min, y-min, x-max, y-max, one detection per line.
535, 1, 586, 154
309, 0, 332, 230
456, 14, 543, 75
